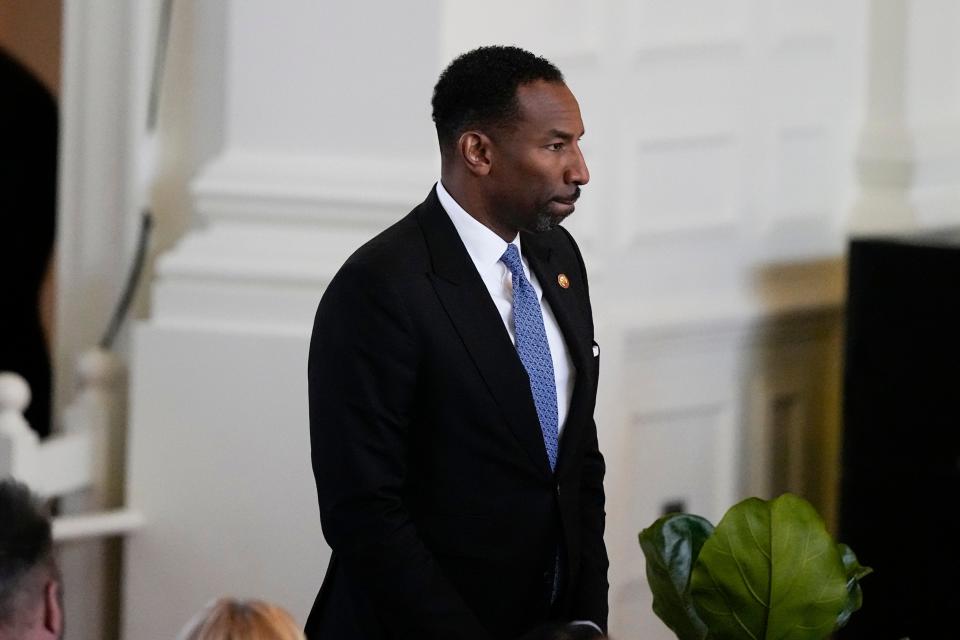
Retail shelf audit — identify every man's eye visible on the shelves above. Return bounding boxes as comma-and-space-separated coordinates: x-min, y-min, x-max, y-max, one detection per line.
547, 143, 565, 151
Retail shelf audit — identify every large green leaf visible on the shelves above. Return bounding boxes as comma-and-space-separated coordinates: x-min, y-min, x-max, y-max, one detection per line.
689, 494, 849, 640
834, 543, 873, 630
639, 514, 715, 640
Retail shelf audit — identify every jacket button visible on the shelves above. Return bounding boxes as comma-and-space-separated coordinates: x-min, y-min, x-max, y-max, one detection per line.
555, 484, 561, 497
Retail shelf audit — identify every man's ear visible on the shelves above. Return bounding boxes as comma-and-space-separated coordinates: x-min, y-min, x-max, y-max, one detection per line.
43, 580, 63, 637
457, 131, 492, 176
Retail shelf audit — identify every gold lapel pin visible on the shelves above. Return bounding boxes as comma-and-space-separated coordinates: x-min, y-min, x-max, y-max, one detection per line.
557, 273, 570, 289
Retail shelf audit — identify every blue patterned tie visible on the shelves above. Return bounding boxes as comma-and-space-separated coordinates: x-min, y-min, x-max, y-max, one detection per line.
500, 243, 559, 471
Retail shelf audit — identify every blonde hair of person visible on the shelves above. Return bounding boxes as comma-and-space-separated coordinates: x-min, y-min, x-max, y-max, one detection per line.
176, 598, 305, 640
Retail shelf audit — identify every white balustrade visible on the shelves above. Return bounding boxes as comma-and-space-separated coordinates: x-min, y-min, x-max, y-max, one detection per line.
0, 348, 143, 541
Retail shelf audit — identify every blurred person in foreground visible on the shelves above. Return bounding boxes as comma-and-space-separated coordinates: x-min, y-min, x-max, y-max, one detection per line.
0, 48, 59, 439
0, 480, 63, 640
176, 598, 305, 640
307, 45, 607, 639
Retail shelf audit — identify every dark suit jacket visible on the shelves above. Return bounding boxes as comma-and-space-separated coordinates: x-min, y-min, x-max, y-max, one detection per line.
306, 186, 608, 639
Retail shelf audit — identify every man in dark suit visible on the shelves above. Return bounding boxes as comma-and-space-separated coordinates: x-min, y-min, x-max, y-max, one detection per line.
307, 46, 607, 640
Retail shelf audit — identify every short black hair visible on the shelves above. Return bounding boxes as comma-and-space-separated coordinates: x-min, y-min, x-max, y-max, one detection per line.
0, 480, 55, 627
431, 45, 564, 152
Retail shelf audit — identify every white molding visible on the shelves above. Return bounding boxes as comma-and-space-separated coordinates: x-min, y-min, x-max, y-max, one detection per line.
627, 132, 742, 240
628, 402, 737, 523
773, 32, 835, 51
152, 225, 364, 332
624, 2, 748, 60
631, 37, 743, 62
152, 150, 438, 330
601, 257, 844, 340
156, 225, 372, 284
191, 150, 437, 227
53, 509, 145, 542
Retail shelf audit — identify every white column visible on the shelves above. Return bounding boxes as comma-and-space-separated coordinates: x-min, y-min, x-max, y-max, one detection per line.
850, 0, 960, 233
124, 2, 443, 638
55, 0, 154, 413
56, 3, 159, 638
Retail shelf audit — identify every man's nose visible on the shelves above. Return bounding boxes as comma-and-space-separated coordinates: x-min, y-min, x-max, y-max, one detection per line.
566, 146, 590, 185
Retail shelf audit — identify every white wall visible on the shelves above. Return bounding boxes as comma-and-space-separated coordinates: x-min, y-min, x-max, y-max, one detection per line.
40, 0, 957, 638
123, 2, 441, 638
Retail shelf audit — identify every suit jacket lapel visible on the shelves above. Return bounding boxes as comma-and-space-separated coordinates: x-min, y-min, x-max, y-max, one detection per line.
416, 187, 553, 479
521, 231, 593, 476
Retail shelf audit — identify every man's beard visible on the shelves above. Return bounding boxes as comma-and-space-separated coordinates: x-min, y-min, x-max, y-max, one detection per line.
532, 186, 580, 232
534, 209, 566, 232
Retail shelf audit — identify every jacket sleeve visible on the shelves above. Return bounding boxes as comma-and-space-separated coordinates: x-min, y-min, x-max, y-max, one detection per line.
308, 262, 492, 640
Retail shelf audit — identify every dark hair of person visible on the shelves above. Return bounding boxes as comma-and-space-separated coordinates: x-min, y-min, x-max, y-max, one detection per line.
0, 480, 55, 626
431, 45, 564, 152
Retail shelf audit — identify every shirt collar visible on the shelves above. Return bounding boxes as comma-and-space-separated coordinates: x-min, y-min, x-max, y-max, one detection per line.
436, 180, 523, 272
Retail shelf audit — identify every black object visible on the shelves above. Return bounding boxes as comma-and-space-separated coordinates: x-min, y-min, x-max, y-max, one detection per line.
661, 499, 687, 516
0, 49, 58, 438
99, 210, 152, 349
839, 231, 960, 639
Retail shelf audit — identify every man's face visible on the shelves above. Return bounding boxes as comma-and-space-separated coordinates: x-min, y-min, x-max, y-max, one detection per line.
485, 80, 590, 235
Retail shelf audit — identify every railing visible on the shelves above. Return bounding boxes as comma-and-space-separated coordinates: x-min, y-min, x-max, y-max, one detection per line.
0, 348, 143, 541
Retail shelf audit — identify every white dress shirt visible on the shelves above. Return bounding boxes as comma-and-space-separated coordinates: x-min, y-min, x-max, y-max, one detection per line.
436, 181, 576, 434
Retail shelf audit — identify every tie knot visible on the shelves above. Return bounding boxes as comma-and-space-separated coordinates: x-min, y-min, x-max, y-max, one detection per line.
500, 243, 524, 278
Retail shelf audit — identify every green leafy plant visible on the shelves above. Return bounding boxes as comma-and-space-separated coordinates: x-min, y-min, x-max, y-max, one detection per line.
638, 493, 872, 640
